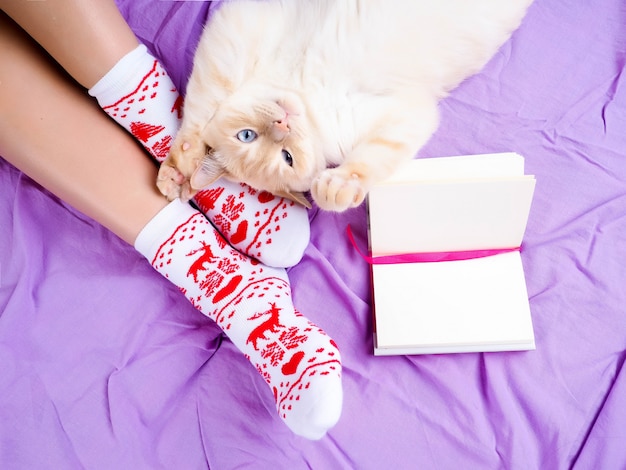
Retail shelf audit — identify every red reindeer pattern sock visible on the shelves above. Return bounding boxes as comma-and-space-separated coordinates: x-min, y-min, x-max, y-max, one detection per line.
88, 44, 310, 267
135, 200, 342, 439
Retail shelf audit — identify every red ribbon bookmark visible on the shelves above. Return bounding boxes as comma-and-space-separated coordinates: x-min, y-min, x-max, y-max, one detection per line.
347, 225, 520, 265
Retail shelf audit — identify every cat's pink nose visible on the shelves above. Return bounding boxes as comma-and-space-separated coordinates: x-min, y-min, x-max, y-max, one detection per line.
271, 118, 291, 141
274, 118, 289, 133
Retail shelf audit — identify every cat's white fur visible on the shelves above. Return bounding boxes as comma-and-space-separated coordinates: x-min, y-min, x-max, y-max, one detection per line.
158, 0, 533, 211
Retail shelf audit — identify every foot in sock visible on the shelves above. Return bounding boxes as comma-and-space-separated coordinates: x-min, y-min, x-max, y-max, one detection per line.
134, 200, 342, 439
88, 44, 310, 267
193, 181, 309, 266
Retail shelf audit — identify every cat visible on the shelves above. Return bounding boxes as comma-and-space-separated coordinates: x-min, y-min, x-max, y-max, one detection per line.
157, 0, 533, 212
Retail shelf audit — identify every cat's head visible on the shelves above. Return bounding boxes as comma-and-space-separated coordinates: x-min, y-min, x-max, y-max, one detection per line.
191, 87, 322, 208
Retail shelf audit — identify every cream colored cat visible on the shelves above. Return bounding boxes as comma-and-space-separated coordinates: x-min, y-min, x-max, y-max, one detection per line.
157, 0, 533, 211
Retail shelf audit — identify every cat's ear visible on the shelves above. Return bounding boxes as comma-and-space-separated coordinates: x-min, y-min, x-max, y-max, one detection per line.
190, 157, 226, 190
276, 190, 312, 209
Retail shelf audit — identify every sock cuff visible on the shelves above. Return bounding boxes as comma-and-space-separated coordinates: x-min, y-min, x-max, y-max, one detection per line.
88, 44, 156, 107
134, 199, 199, 261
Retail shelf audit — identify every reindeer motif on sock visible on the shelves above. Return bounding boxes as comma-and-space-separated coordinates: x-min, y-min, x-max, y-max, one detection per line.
186, 241, 216, 282
185, 236, 246, 304
247, 302, 284, 350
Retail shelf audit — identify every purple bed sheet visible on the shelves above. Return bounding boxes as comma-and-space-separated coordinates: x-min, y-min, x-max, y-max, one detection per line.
1, 1, 626, 468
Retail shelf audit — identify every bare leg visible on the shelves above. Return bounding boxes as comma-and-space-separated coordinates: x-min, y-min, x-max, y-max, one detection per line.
0, 12, 163, 244
0, 0, 138, 88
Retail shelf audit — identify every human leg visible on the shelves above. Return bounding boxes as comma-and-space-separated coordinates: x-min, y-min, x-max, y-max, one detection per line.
0, 0, 139, 89
0, 11, 158, 243
0, 13, 342, 439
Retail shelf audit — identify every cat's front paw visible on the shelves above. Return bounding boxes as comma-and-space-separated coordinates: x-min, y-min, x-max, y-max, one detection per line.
311, 168, 367, 212
157, 139, 204, 201
156, 163, 189, 201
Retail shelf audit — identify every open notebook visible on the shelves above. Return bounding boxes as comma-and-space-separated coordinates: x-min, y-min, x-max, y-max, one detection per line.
367, 153, 536, 356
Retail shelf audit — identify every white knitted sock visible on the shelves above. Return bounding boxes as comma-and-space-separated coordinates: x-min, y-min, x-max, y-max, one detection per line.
135, 200, 342, 439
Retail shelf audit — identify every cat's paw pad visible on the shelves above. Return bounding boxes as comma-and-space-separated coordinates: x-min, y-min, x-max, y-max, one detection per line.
157, 140, 203, 201
157, 163, 187, 201
311, 169, 366, 212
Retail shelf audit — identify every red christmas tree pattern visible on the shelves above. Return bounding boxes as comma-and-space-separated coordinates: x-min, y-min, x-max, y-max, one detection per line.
130, 122, 165, 143
151, 135, 173, 161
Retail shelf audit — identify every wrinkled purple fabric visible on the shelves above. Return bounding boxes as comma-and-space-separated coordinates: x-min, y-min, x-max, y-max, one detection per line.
1, 1, 625, 468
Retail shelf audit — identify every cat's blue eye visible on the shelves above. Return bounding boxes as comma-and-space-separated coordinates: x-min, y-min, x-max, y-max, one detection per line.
236, 129, 257, 143
282, 149, 293, 167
